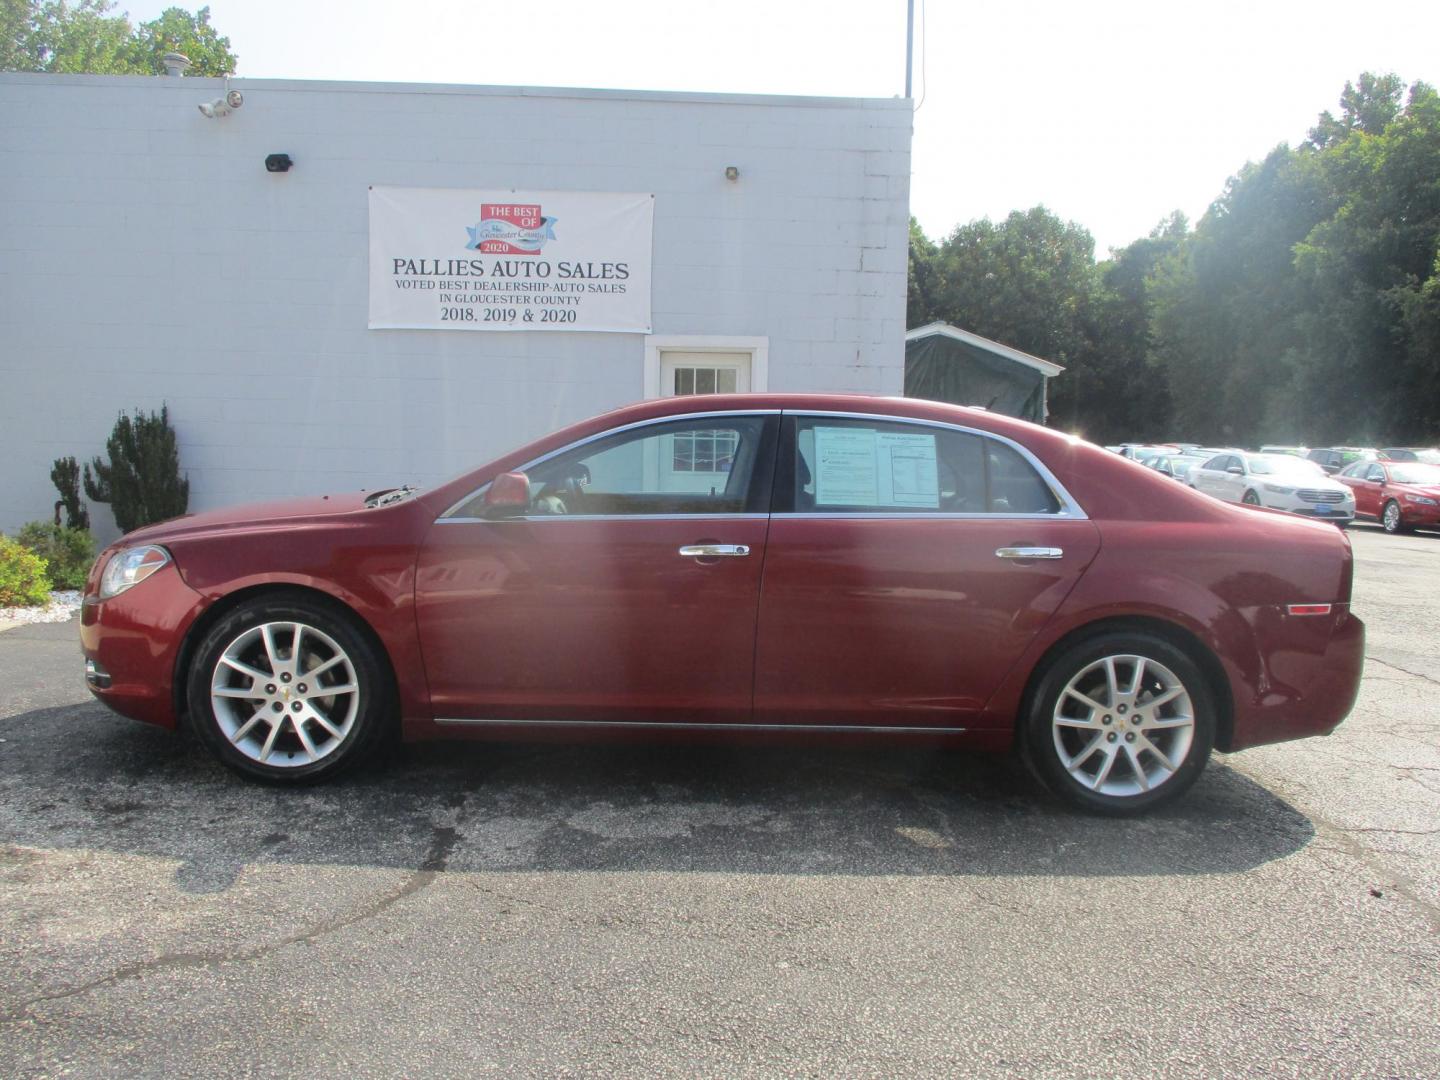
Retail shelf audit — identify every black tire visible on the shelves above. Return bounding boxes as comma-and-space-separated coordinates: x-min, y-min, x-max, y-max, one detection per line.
1022, 631, 1217, 815
1242, 489, 1261, 506
1382, 499, 1409, 534
186, 593, 394, 784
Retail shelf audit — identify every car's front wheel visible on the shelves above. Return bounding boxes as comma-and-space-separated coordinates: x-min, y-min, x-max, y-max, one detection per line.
1023, 632, 1216, 815
1242, 489, 1261, 506
187, 594, 392, 783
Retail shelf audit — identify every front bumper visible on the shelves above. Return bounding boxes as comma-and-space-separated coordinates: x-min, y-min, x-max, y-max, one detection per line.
1267, 502, 1354, 523
1397, 502, 1440, 526
79, 563, 207, 729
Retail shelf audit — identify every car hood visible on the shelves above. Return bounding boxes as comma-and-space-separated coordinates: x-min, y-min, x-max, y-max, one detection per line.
120, 492, 375, 544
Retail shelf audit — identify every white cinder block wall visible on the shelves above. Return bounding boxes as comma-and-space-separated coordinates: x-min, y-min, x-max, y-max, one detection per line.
0, 74, 912, 541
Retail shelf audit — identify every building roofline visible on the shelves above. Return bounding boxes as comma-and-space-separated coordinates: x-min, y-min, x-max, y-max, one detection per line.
0, 71, 912, 111
905, 321, 1066, 376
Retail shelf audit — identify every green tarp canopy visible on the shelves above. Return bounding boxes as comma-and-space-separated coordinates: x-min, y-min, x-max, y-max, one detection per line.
904, 323, 1062, 424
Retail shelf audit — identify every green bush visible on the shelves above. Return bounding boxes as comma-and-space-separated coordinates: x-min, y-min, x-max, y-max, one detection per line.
83, 404, 190, 534
51, 456, 91, 530
0, 535, 51, 608
15, 522, 96, 591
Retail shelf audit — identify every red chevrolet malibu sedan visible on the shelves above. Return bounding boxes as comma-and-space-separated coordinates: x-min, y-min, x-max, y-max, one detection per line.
80, 395, 1364, 814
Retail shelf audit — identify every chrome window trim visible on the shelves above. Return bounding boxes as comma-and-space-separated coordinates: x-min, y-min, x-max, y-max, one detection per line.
435, 717, 967, 735
786, 410, 1088, 520
438, 406, 1088, 522
769, 512, 1085, 521
439, 409, 782, 520
438, 513, 770, 525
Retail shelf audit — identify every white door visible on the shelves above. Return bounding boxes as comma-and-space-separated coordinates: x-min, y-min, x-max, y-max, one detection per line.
655, 351, 753, 494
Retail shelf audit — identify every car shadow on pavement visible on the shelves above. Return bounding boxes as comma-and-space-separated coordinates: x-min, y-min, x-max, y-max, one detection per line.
0, 703, 1314, 889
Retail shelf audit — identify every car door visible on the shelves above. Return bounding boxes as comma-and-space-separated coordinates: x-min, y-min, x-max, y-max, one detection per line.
1360, 463, 1389, 517
751, 413, 1101, 729
1193, 454, 1230, 496
1337, 462, 1374, 517
414, 413, 778, 726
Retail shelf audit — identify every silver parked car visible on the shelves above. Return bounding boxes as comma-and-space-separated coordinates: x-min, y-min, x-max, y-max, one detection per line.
1190, 452, 1355, 525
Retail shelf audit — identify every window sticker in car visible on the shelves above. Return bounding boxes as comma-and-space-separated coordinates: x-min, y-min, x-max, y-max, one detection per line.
813, 427, 940, 508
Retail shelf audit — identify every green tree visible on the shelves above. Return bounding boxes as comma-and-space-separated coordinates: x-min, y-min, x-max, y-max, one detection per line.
908, 207, 1145, 438
132, 6, 234, 75
2, 1, 235, 75
1089, 213, 1188, 439
1307, 73, 1405, 150
907, 217, 941, 328
1294, 80, 1440, 441
83, 405, 190, 534
1149, 145, 1332, 444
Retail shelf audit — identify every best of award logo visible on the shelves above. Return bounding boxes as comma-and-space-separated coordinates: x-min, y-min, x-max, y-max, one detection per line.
465, 203, 558, 255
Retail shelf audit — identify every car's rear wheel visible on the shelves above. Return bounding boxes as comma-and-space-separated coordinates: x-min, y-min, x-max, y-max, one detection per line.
187, 595, 392, 783
1023, 632, 1216, 815
1242, 490, 1261, 506
1382, 499, 1408, 534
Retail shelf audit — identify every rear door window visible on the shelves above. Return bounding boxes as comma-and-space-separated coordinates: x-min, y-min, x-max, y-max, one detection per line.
785, 416, 1060, 515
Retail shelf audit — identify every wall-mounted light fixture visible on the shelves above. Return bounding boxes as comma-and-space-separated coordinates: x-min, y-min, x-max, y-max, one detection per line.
265, 153, 294, 173
724, 165, 740, 181
198, 74, 242, 118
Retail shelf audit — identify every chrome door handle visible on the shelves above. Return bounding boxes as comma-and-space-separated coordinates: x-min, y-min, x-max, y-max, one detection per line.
996, 546, 1064, 560
679, 544, 751, 558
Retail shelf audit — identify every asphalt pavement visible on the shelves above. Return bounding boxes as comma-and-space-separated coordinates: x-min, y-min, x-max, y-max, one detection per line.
1, 525, 1436, 1077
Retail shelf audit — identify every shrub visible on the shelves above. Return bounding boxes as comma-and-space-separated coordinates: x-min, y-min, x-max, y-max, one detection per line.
15, 522, 96, 591
50, 456, 91, 530
0, 535, 51, 608
83, 404, 190, 534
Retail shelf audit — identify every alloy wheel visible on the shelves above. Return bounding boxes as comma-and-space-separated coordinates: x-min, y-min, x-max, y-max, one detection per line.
1051, 654, 1196, 798
1383, 501, 1401, 533
209, 620, 361, 767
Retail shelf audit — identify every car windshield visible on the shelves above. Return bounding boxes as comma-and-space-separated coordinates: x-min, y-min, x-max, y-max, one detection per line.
1246, 455, 1325, 479
1391, 463, 1440, 485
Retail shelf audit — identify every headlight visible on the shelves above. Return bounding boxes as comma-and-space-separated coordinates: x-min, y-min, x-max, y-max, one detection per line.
1263, 484, 1294, 494
1406, 495, 1437, 506
99, 546, 171, 598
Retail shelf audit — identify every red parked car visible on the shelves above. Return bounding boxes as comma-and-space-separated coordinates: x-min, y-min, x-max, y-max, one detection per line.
1335, 459, 1440, 533
80, 395, 1364, 814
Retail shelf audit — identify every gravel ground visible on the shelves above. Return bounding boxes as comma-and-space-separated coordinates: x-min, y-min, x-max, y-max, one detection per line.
0, 526, 1435, 1078
0, 591, 81, 632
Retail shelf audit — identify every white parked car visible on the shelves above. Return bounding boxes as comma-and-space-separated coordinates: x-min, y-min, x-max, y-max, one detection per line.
1190, 452, 1355, 525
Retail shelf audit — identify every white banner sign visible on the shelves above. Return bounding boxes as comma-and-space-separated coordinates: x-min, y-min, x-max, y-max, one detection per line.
368, 186, 653, 333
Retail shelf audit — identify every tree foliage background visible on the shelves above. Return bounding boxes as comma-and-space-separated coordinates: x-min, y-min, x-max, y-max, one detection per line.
910, 73, 1440, 447
2, 1, 236, 75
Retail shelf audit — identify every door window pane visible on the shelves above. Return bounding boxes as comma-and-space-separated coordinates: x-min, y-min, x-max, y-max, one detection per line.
504, 416, 769, 516
985, 441, 1061, 514
791, 418, 1057, 514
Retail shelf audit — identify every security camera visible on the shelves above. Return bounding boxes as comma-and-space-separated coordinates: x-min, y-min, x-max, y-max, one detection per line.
226, 89, 244, 109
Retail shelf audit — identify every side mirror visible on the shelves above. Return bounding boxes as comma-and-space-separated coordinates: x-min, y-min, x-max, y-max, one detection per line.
483, 471, 530, 518
1226, 466, 1244, 475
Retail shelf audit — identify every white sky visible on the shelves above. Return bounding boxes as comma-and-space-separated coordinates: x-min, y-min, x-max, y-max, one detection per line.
124, 0, 1440, 255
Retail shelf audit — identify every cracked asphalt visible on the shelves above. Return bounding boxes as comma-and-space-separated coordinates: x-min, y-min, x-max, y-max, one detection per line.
1, 526, 1437, 1077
